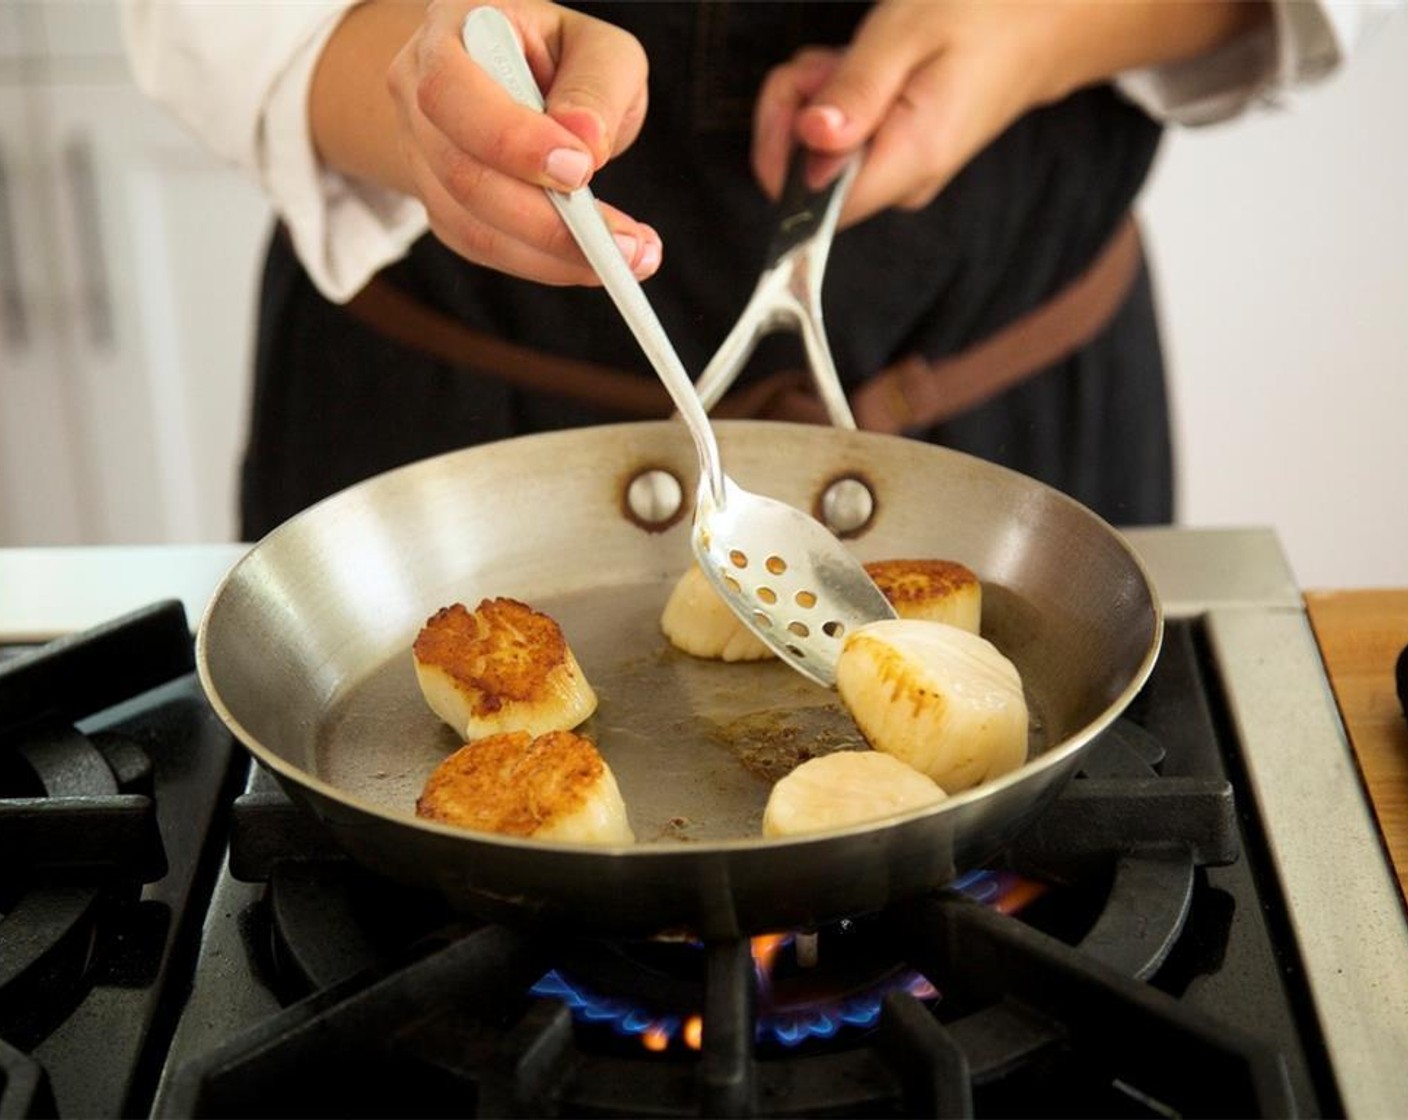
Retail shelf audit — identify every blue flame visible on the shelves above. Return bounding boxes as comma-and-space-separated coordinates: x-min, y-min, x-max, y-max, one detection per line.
954, 867, 1010, 904
532, 970, 682, 1036
529, 869, 1017, 1049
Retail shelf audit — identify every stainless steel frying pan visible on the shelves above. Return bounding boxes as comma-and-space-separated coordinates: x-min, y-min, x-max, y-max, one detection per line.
197, 420, 1161, 939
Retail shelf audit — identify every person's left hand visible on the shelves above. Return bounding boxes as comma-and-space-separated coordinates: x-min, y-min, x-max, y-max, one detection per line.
751, 0, 1267, 226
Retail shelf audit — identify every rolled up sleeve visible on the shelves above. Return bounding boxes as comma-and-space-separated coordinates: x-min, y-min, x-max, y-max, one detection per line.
119, 0, 428, 303
1115, 0, 1399, 126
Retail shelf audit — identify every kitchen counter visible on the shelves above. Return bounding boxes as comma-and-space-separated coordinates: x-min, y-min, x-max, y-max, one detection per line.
1305, 590, 1408, 897
0, 544, 248, 642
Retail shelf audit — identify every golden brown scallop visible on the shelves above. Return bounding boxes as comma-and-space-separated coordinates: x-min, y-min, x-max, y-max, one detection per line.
862, 559, 982, 632
413, 598, 597, 740
416, 729, 634, 844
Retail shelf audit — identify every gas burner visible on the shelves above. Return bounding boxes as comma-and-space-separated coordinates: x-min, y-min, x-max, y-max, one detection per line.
527, 917, 943, 1057
153, 888, 1294, 1119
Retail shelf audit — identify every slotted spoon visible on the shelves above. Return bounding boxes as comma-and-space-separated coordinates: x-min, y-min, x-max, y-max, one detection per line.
462, 7, 894, 686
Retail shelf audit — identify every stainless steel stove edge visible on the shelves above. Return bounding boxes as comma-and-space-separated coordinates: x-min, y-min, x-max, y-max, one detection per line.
1121, 525, 1302, 616
1128, 527, 1408, 1118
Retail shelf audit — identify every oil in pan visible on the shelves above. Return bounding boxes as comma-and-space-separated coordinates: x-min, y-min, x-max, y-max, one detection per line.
314, 576, 1048, 845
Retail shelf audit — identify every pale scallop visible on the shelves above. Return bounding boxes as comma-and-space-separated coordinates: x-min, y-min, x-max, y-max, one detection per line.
659, 563, 773, 662
662, 558, 983, 664
836, 619, 1028, 793
762, 750, 948, 838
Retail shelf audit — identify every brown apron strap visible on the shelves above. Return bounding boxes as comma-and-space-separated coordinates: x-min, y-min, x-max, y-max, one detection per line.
338, 213, 1142, 431
344, 275, 674, 417
727, 215, 1145, 432
853, 215, 1143, 432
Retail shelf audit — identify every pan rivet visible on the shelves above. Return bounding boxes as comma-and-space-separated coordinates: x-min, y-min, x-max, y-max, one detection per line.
625, 469, 683, 529
820, 477, 876, 536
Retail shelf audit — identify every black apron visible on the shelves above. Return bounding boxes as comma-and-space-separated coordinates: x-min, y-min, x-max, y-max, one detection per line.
241, 1, 1170, 540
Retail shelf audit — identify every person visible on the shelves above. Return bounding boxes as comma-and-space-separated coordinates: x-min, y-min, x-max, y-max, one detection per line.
119, 0, 1384, 539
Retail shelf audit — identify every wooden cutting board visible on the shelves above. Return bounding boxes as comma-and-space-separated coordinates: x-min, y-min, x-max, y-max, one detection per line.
1303, 590, 1408, 895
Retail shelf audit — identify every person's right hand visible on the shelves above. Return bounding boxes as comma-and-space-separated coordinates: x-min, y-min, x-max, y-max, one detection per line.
317, 0, 660, 286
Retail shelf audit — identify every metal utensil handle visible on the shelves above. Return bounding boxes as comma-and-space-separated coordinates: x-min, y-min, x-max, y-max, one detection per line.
693, 149, 860, 428
461, 7, 724, 502
765, 147, 858, 276
786, 153, 859, 429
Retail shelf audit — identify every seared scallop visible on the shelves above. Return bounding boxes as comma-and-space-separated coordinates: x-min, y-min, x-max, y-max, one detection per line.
836, 619, 1028, 793
416, 729, 634, 844
762, 750, 948, 838
863, 559, 981, 632
413, 598, 597, 740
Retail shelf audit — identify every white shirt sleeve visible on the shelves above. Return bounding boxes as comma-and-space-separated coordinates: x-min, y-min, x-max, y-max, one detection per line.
119, 0, 428, 303
1116, 0, 1401, 126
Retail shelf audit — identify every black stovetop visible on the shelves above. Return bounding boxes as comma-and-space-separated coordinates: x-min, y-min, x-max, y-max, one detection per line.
0, 602, 239, 1118
0, 603, 1339, 1118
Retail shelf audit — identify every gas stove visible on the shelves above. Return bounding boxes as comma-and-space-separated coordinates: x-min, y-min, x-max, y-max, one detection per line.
1, 528, 1405, 1117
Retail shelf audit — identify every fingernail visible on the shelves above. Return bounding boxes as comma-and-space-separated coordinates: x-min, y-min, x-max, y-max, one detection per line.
808, 104, 848, 135
613, 232, 639, 263
545, 147, 591, 189
636, 235, 662, 275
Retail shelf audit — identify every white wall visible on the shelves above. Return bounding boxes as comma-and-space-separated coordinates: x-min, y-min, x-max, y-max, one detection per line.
0, 0, 271, 547
1140, 11, 1408, 588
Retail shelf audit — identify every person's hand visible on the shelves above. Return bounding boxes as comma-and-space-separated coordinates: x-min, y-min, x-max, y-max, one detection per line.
315, 0, 660, 285
388, 0, 660, 284
752, 0, 1268, 226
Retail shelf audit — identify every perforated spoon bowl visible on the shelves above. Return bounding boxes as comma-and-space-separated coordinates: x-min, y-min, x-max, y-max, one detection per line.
463, 8, 894, 685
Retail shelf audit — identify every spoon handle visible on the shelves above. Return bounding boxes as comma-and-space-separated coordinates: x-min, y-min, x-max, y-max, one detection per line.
461, 7, 723, 500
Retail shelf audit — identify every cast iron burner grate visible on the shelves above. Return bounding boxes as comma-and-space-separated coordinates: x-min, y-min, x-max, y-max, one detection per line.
0, 602, 239, 1119
157, 887, 1293, 1118
154, 623, 1309, 1117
